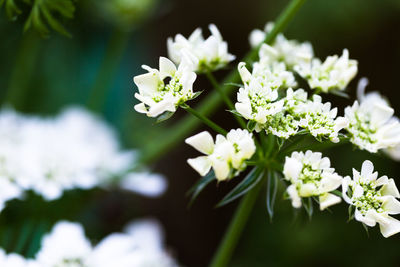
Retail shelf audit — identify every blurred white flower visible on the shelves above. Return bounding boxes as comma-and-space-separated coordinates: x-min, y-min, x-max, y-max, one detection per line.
167, 24, 235, 72
33, 220, 179, 267
134, 57, 197, 117
0, 248, 37, 267
185, 129, 256, 181
295, 49, 358, 92
345, 89, 400, 153
283, 150, 342, 210
249, 22, 314, 68
0, 107, 167, 212
343, 160, 400, 237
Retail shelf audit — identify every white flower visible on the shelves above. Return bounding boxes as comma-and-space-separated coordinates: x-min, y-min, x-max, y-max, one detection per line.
0, 248, 37, 267
249, 22, 314, 68
283, 150, 342, 210
0, 107, 167, 211
134, 57, 197, 117
167, 24, 235, 72
298, 95, 348, 143
345, 89, 400, 153
295, 49, 358, 92
119, 172, 167, 197
342, 160, 400, 237
34, 220, 180, 267
185, 129, 256, 181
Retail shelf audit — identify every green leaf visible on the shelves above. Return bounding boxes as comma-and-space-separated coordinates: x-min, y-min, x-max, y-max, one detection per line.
216, 167, 264, 208
302, 197, 313, 220
330, 89, 350, 99
266, 171, 279, 221
227, 109, 242, 117
187, 171, 215, 207
191, 91, 203, 100
156, 111, 175, 124
247, 120, 256, 132
40, 5, 71, 37
224, 82, 243, 88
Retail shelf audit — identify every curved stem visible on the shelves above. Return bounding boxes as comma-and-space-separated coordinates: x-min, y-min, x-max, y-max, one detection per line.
182, 104, 227, 135
205, 71, 246, 129
209, 179, 264, 267
87, 29, 130, 112
139, 0, 307, 165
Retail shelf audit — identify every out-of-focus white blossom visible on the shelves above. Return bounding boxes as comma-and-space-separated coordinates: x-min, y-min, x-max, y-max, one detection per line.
33, 220, 180, 267
120, 172, 167, 197
167, 24, 235, 72
249, 22, 314, 68
343, 160, 400, 238
185, 129, 256, 181
0, 249, 37, 267
134, 57, 197, 117
283, 150, 342, 210
345, 88, 400, 153
0, 107, 167, 212
295, 49, 358, 93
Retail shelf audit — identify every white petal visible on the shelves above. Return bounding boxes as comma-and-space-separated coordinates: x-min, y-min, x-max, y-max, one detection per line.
185, 131, 214, 154
211, 159, 230, 181
319, 193, 341, 210
381, 196, 400, 215
378, 216, 400, 238
354, 209, 376, 227
381, 178, 400, 198
360, 160, 374, 180
287, 184, 302, 208
133, 72, 160, 95
187, 156, 212, 176
134, 103, 147, 114
159, 57, 176, 79
283, 157, 302, 181
341, 176, 353, 204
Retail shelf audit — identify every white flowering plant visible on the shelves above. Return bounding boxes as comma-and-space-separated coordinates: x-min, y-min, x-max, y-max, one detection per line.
132, 1, 400, 265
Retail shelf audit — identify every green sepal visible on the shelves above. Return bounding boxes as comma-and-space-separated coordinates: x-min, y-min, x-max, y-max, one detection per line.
156, 111, 175, 124
216, 167, 264, 208
247, 120, 257, 132
302, 197, 313, 220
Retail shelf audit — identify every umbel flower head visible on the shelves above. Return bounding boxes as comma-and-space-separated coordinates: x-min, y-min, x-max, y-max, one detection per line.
134, 57, 197, 117
342, 160, 400, 238
185, 129, 256, 181
344, 81, 400, 153
295, 49, 358, 93
167, 24, 235, 72
283, 150, 342, 210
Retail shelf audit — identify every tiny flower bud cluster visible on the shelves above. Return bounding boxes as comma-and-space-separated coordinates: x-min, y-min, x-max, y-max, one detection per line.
185, 129, 256, 181
283, 150, 342, 210
343, 160, 400, 237
167, 24, 235, 72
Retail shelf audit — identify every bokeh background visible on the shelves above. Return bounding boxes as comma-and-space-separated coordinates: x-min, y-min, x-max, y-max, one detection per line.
1, 0, 400, 266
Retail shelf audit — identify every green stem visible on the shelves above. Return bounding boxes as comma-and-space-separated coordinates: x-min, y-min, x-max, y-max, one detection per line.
209, 180, 264, 267
182, 104, 227, 135
205, 71, 247, 129
139, 0, 307, 165
87, 29, 130, 112
5, 31, 41, 110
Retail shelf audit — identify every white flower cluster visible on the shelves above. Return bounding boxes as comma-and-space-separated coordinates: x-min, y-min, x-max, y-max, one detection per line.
0, 220, 179, 267
185, 129, 256, 181
344, 84, 400, 153
134, 57, 197, 117
134, 24, 235, 119
168, 24, 235, 72
235, 82, 347, 142
295, 49, 358, 93
0, 107, 166, 212
343, 160, 400, 238
249, 22, 357, 93
283, 150, 342, 210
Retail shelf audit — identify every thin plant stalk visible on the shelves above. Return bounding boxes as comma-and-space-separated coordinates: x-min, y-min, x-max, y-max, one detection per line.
182, 104, 227, 135
205, 71, 246, 129
87, 29, 130, 112
5, 31, 41, 110
209, 176, 265, 267
139, 0, 308, 165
